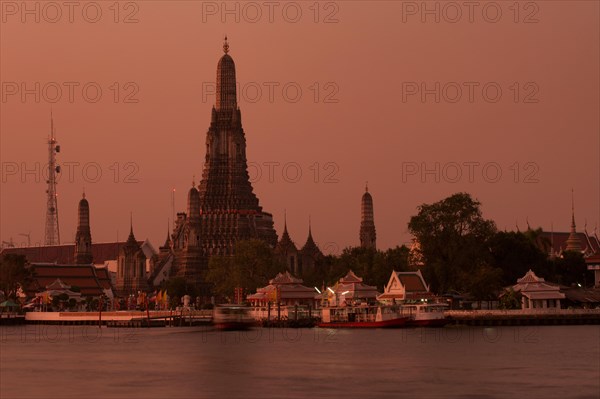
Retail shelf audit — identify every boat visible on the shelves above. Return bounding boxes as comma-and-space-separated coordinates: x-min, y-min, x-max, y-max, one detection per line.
403, 302, 450, 327
213, 305, 255, 330
318, 304, 410, 328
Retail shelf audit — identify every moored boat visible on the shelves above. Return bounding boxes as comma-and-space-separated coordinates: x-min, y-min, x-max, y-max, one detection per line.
403, 303, 449, 327
318, 304, 410, 328
213, 305, 255, 330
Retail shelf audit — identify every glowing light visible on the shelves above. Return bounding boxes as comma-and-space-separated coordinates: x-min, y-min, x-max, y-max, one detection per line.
327, 287, 335, 294
314, 287, 321, 294
341, 291, 349, 295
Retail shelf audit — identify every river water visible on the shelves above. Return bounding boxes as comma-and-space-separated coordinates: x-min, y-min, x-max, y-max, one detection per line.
1, 325, 598, 398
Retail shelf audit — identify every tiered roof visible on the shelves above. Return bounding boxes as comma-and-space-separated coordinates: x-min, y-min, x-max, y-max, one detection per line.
334, 270, 379, 299
512, 270, 565, 301
28, 263, 114, 297
378, 270, 433, 301
1, 242, 144, 265
247, 271, 318, 302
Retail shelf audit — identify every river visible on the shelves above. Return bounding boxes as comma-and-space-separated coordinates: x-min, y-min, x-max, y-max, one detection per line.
1, 325, 598, 398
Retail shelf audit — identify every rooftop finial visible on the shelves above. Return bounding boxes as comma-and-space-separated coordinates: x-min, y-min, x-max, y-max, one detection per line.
365, 181, 369, 193
223, 35, 229, 54
192, 175, 196, 187
82, 187, 86, 199
130, 212, 133, 234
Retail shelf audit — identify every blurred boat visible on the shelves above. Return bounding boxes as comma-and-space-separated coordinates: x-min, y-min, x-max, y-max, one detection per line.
213, 305, 255, 330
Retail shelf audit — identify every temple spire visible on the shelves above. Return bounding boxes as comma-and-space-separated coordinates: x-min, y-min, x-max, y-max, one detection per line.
128, 212, 135, 240
565, 189, 582, 253
216, 37, 237, 111
223, 35, 229, 53
74, 192, 92, 264
360, 185, 376, 249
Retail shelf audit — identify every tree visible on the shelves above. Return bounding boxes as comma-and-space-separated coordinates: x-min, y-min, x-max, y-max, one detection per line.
321, 246, 410, 291
499, 288, 521, 310
489, 231, 548, 285
466, 264, 503, 305
552, 251, 591, 287
205, 239, 285, 300
164, 276, 198, 299
0, 254, 30, 299
408, 192, 497, 294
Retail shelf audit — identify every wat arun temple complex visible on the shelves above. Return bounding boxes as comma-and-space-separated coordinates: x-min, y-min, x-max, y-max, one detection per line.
155, 38, 278, 295
2, 38, 378, 299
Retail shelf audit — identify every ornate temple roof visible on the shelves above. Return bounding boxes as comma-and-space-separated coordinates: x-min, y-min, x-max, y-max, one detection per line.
332, 270, 380, 299
512, 270, 564, 300
276, 214, 297, 253
517, 269, 544, 284
121, 221, 144, 258
28, 263, 112, 297
565, 190, 583, 252
301, 219, 322, 256
248, 271, 318, 301
339, 270, 363, 284
378, 270, 433, 301
269, 271, 304, 285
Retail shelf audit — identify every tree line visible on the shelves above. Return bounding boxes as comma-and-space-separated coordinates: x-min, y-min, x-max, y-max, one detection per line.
0, 192, 592, 304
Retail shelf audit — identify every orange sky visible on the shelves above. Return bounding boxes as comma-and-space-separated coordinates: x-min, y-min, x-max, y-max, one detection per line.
1, 1, 599, 252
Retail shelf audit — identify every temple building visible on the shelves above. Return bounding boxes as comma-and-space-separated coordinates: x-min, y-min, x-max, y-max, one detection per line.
74, 193, 93, 264
246, 271, 320, 308
6, 194, 118, 299
27, 263, 113, 298
164, 38, 278, 294
275, 216, 324, 279
329, 270, 379, 306
539, 193, 600, 258
359, 184, 376, 249
115, 222, 149, 297
510, 269, 565, 310
378, 270, 435, 302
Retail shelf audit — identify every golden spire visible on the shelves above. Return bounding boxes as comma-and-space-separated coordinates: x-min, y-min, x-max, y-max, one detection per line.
223, 35, 229, 54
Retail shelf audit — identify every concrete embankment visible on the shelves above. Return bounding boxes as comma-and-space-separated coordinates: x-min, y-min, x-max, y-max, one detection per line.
446, 309, 600, 326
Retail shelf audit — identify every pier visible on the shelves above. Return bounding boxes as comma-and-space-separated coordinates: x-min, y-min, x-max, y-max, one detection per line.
24, 310, 213, 327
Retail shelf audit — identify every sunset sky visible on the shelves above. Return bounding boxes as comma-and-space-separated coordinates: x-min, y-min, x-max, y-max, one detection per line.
1, 1, 598, 253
